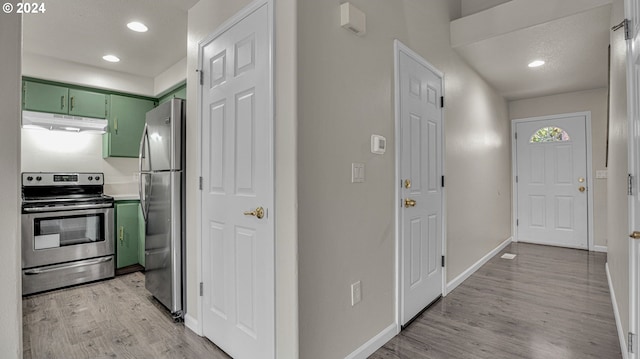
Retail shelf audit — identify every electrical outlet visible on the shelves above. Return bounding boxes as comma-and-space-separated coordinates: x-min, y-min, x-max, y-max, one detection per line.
351, 281, 362, 306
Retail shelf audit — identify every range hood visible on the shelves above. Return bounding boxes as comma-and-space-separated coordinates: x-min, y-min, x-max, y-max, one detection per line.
22, 110, 108, 134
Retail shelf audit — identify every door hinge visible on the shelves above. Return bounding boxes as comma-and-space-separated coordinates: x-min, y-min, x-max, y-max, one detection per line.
196, 69, 203, 85
441, 255, 445, 267
612, 19, 632, 40
199, 176, 203, 190
516, 219, 519, 226
199, 282, 204, 296
629, 332, 635, 353
441, 175, 445, 188
629, 174, 633, 196
515, 132, 517, 140
516, 175, 518, 183
440, 96, 444, 108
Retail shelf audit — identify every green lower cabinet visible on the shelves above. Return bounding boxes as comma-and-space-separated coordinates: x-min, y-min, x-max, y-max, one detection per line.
115, 201, 141, 269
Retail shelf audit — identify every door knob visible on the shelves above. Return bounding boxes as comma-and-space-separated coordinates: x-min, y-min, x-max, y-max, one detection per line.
404, 198, 416, 208
578, 186, 586, 193
404, 179, 411, 189
244, 206, 265, 219
630, 231, 640, 239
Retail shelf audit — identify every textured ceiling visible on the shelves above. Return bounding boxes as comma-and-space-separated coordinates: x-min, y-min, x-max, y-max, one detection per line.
453, 4, 611, 100
22, 0, 198, 78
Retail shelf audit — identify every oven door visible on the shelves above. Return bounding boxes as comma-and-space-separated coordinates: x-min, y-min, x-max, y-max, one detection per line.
22, 206, 114, 269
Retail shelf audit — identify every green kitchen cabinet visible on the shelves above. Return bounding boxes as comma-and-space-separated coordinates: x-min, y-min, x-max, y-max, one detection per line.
23, 81, 69, 115
158, 83, 186, 104
103, 95, 156, 158
23, 80, 107, 118
115, 201, 140, 269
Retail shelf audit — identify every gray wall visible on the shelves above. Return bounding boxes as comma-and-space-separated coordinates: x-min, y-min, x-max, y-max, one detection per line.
509, 88, 609, 249
0, 11, 23, 359
297, 0, 511, 358
607, 0, 629, 346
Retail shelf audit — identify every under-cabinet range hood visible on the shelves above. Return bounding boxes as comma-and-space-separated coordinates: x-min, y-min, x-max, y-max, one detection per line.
22, 110, 108, 133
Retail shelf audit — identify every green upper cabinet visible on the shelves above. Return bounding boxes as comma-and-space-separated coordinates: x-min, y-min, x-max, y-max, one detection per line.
23, 81, 69, 115
158, 83, 186, 104
103, 94, 156, 158
68, 88, 107, 118
23, 80, 107, 118
116, 201, 140, 269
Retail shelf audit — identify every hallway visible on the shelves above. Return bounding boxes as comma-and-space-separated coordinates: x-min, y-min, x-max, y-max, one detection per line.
371, 243, 621, 359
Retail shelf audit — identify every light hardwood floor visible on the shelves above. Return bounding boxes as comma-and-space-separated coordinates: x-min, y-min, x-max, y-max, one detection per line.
370, 242, 622, 359
23, 272, 230, 359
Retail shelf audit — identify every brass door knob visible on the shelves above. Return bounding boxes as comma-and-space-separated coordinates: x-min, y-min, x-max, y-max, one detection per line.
578, 186, 586, 193
404, 179, 411, 189
244, 206, 265, 219
404, 198, 416, 208
630, 231, 640, 239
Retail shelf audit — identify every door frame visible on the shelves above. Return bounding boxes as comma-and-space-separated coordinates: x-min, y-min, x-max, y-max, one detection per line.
393, 40, 447, 332
510, 112, 594, 251
195, 0, 275, 348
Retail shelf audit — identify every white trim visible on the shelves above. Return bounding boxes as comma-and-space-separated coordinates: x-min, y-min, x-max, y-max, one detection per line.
184, 313, 201, 335
594, 245, 608, 253
511, 112, 595, 251
196, 0, 275, 357
344, 323, 397, 359
607, 262, 630, 359
446, 237, 512, 293
393, 39, 446, 331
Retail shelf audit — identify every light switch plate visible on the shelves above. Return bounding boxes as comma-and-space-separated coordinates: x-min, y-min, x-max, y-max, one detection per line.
352, 163, 365, 183
351, 281, 362, 306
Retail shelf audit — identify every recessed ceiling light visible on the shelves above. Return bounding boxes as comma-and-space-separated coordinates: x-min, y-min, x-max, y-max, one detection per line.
102, 55, 120, 63
528, 60, 545, 68
127, 21, 148, 32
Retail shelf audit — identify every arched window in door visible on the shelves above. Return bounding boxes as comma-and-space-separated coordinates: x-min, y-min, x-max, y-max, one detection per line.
529, 126, 571, 143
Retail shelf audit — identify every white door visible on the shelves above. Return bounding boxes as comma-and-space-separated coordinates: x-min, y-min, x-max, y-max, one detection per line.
626, 0, 640, 357
199, 2, 274, 359
515, 115, 588, 249
396, 42, 444, 327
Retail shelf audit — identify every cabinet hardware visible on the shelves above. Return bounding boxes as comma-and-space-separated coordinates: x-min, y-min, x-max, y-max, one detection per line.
70, 96, 75, 111
61, 95, 65, 110
119, 226, 124, 242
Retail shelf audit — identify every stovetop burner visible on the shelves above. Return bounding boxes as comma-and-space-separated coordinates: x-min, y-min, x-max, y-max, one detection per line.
21, 172, 113, 211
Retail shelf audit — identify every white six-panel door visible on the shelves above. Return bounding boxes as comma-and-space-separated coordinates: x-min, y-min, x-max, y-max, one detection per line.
199, 2, 274, 358
515, 115, 588, 249
396, 42, 444, 327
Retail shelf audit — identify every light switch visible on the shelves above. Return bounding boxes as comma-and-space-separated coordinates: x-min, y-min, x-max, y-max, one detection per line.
352, 163, 365, 183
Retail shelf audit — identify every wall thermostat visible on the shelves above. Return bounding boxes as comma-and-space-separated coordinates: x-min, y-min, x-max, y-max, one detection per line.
371, 134, 386, 154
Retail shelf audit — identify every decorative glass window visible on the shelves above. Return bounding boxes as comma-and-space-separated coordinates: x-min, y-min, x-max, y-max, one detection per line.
529, 127, 570, 143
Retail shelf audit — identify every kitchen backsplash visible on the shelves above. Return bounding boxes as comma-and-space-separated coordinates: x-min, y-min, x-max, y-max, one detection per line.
21, 128, 139, 196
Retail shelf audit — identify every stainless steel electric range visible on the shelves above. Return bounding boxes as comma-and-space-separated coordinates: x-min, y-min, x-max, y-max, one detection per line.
21, 172, 115, 295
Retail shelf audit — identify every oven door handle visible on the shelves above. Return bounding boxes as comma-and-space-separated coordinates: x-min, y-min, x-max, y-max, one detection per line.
23, 256, 113, 275
22, 203, 114, 213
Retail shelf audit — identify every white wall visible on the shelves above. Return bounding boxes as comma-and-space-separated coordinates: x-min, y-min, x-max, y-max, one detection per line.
22, 53, 155, 97
153, 57, 187, 96
509, 88, 609, 249
0, 11, 23, 359
461, 0, 511, 17
186, 0, 298, 357
607, 0, 629, 347
297, 0, 511, 358
21, 130, 139, 195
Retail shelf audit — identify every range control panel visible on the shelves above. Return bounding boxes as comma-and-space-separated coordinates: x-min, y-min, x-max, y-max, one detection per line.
22, 172, 104, 186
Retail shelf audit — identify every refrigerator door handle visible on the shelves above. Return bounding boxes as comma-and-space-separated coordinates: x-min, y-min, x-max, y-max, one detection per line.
139, 124, 150, 221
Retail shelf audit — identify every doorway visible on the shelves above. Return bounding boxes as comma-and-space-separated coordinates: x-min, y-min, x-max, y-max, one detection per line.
198, 1, 275, 358
512, 112, 593, 250
394, 40, 445, 328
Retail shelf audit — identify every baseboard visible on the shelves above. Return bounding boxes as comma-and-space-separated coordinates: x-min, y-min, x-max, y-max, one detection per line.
344, 323, 397, 359
594, 245, 608, 253
606, 262, 629, 359
184, 313, 201, 336
446, 237, 512, 294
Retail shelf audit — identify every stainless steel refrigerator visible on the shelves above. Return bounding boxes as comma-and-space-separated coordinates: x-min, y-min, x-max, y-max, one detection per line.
138, 98, 185, 319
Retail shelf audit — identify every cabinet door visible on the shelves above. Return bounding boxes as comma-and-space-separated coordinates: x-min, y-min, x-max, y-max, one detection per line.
68, 89, 107, 119
23, 81, 68, 115
116, 202, 140, 268
107, 95, 156, 157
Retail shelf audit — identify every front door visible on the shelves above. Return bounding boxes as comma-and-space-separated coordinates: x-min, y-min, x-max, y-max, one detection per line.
396, 41, 444, 327
515, 115, 589, 249
199, 2, 274, 358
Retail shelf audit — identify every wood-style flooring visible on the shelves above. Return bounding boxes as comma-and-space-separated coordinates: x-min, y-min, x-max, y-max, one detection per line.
370, 242, 622, 359
22, 272, 230, 359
